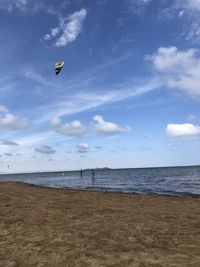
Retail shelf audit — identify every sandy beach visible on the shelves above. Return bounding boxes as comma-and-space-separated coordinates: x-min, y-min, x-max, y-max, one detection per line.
0, 182, 200, 266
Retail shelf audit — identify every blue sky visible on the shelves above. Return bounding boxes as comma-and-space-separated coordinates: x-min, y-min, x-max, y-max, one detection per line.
1, 0, 200, 172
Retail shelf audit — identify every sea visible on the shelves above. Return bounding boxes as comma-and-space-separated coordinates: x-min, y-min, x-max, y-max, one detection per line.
0, 165, 200, 197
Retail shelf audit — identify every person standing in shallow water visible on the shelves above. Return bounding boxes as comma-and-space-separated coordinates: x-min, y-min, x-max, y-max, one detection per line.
91, 169, 95, 184
92, 169, 95, 178
80, 169, 83, 178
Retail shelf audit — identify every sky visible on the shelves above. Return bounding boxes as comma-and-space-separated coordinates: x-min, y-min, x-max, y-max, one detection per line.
1, 0, 200, 172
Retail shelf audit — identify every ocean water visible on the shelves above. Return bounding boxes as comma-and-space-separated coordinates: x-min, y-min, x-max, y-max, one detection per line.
0, 166, 200, 197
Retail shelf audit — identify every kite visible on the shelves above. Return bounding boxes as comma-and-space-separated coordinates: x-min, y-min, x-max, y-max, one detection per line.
55, 61, 64, 75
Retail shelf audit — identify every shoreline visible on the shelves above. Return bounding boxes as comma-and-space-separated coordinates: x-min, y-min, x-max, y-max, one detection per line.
1, 180, 200, 199
1, 181, 200, 266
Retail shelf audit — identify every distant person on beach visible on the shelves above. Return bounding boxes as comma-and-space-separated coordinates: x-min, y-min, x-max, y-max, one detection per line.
80, 169, 83, 178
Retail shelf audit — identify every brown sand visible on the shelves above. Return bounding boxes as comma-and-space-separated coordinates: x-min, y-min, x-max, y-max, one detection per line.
0, 182, 200, 267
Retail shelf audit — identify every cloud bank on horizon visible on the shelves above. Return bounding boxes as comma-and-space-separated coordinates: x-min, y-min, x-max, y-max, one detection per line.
0, 0, 200, 172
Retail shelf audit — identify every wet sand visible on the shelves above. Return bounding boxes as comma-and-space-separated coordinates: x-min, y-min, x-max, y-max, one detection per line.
0, 182, 200, 267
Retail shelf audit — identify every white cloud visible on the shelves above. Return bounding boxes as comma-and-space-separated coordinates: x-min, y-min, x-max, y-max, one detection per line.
154, 0, 200, 14
92, 115, 131, 135
178, 10, 185, 17
35, 145, 56, 154
166, 123, 200, 137
43, 9, 87, 47
17, 131, 54, 146
94, 146, 102, 149
177, 0, 200, 12
0, 139, 19, 146
36, 78, 160, 124
172, 1, 200, 42
0, 0, 68, 16
147, 46, 200, 97
128, 0, 152, 7
127, 0, 153, 14
44, 27, 60, 41
0, 0, 27, 11
15, 0, 26, 8
186, 22, 200, 43
51, 117, 85, 137
16, 153, 23, 156
147, 1, 200, 42
165, 1, 200, 43
24, 68, 49, 86
4, 153, 13, 157
187, 114, 196, 121
56, 9, 87, 47
147, 46, 196, 73
77, 143, 89, 153
0, 105, 9, 113
80, 155, 87, 158
136, 0, 152, 4
0, 113, 30, 130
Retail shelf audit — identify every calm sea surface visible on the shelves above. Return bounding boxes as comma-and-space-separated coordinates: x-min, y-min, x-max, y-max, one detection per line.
0, 166, 200, 197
